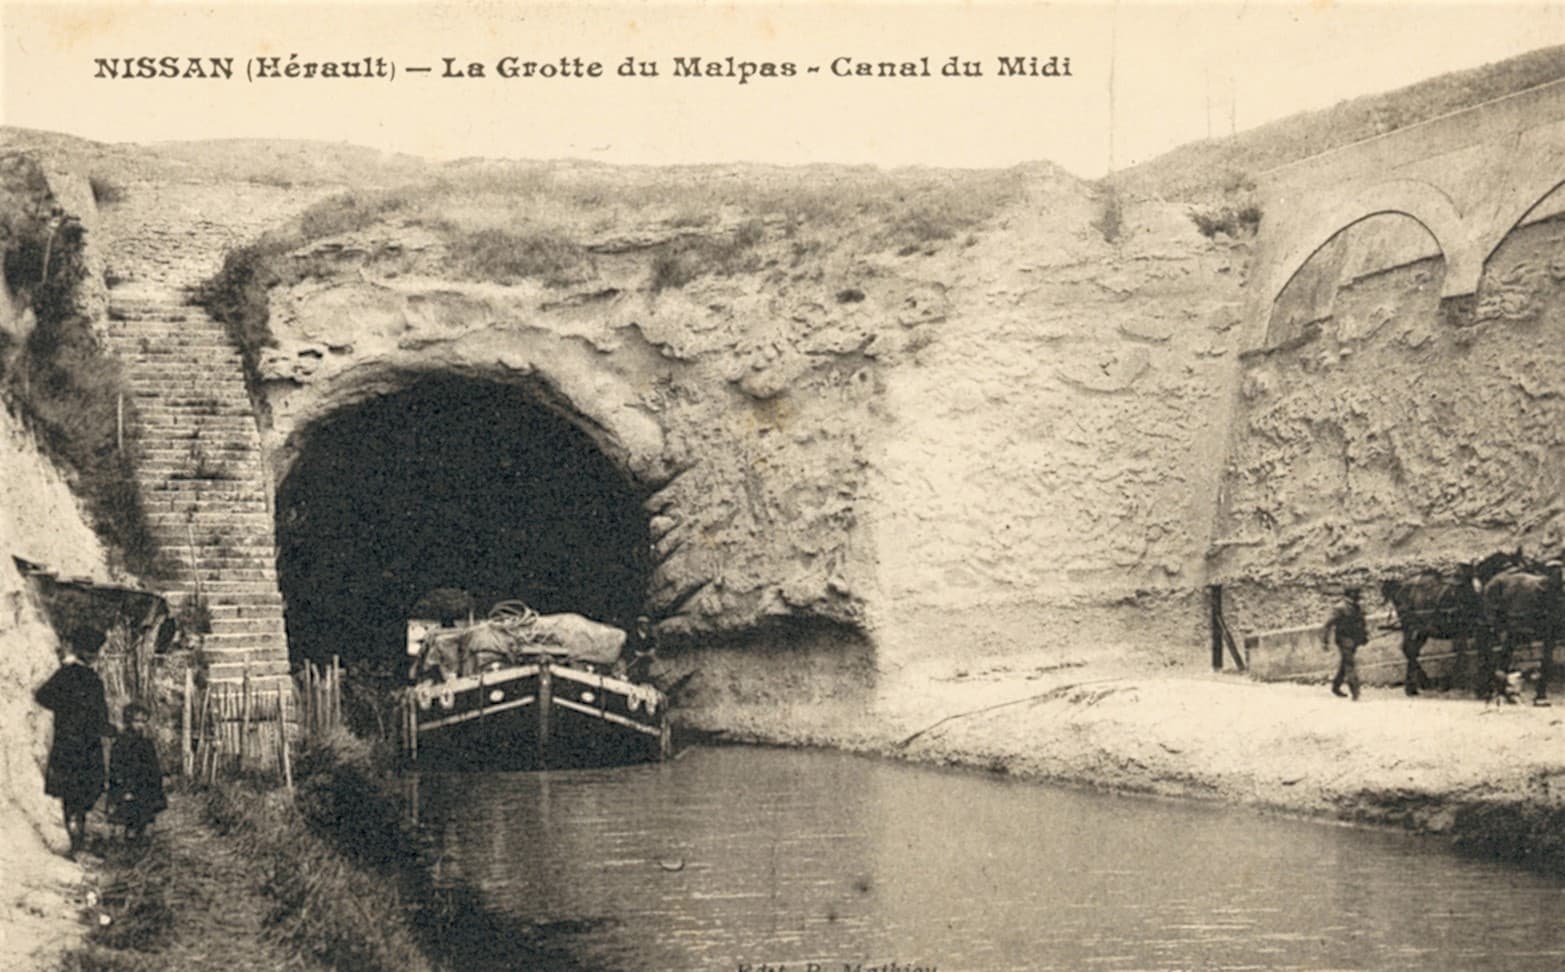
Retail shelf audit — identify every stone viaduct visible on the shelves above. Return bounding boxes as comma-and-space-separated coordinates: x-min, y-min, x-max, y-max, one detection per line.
1250, 77, 1565, 341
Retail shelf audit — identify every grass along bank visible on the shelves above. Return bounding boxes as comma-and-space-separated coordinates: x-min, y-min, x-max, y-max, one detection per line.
59, 730, 591, 972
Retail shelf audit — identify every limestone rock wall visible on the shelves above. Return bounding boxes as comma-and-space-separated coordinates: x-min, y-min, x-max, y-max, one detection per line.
260, 173, 1250, 668
0, 404, 109, 858
1214, 211, 1565, 635
0, 151, 113, 860
259, 220, 905, 639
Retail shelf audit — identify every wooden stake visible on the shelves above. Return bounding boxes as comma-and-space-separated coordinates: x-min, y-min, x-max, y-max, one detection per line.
240, 667, 252, 774
332, 655, 342, 730
181, 667, 194, 777
280, 691, 293, 794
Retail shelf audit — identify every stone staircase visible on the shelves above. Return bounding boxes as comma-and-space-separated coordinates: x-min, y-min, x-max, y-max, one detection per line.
90, 180, 340, 684
102, 286, 289, 683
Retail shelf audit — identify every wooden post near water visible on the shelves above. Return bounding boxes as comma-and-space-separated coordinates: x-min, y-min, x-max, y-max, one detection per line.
1209, 584, 1245, 671
1210, 585, 1225, 670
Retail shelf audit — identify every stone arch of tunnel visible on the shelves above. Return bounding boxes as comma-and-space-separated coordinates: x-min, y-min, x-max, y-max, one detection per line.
274, 375, 652, 674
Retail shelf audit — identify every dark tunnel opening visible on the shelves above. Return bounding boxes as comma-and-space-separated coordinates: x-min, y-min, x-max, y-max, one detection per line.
275, 377, 651, 677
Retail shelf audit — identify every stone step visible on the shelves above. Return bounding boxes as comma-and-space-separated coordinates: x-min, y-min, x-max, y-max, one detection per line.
130, 413, 253, 424
139, 473, 265, 484
159, 580, 284, 596
129, 411, 255, 423
133, 437, 257, 449
107, 305, 206, 319
146, 507, 273, 518
123, 368, 245, 379
151, 536, 277, 553
207, 616, 288, 634
140, 489, 268, 503
140, 497, 269, 513
139, 489, 267, 505
157, 558, 278, 572
115, 347, 233, 358
107, 331, 232, 343
109, 325, 228, 334
122, 358, 245, 369
132, 411, 254, 422
205, 603, 285, 621
137, 458, 263, 471
136, 447, 260, 463
127, 395, 251, 407
133, 440, 258, 454
142, 516, 270, 532
198, 641, 287, 654
114, 342, 242, 353
166, 590, 283, 608
107, 293, 201, 307
162, 563, 278, 580
139, 482, 267, 494
140, 500, 269, 516
110, 333, 230, 345
133, 419, 257, 432
133, 425, 256, 438
112, 349, 239, 361
159, 563, 279, 580
206, 660, 292, 682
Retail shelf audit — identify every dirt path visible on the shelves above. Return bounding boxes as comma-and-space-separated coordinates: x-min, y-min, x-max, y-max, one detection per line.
0, 808, 86, 971
47, 790, 330, 972
865, 655, 1565, 865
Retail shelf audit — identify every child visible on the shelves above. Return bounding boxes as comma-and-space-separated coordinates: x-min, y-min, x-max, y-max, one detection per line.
107, 702, 167, 841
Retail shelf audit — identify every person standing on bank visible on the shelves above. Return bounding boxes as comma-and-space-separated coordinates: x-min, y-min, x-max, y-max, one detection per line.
1322, 586, 1368, 701
34, 628, 115, 857
108, 702, 167, 841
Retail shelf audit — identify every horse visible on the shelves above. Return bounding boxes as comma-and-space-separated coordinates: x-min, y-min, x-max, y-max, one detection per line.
1481, 554, 1564, 706
1380, 564, 1485, 696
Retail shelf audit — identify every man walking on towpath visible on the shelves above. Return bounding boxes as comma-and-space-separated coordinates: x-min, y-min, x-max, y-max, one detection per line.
1322, 586, 1368, 701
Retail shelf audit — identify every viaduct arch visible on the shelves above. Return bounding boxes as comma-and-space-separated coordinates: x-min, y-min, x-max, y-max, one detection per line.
1252, 78, 1565, 334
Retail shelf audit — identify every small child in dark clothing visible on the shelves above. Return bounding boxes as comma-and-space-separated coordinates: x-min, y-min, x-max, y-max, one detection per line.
107, 703, 166, 840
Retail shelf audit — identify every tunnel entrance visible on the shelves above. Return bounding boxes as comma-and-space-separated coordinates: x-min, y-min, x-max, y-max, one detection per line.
275, 376, 651, 675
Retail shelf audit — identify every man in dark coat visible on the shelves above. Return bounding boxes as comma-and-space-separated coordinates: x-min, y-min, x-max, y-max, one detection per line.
34, 628, 115, 856
1322, 586, 1368, 701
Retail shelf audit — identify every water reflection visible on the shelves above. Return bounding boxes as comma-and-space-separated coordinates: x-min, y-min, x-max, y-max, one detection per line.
411, 747, 1565, 971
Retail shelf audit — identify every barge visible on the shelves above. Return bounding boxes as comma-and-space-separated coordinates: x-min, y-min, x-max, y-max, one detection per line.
401, 601, 669, 769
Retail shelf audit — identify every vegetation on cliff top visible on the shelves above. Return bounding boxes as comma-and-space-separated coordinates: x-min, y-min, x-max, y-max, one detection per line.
1113, 44, 1565, 201
197, 163, 1025, 392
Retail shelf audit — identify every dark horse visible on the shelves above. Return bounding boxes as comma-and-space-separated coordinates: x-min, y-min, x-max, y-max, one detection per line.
1479, 551, 1564, 706
1380, 564, 1485, 696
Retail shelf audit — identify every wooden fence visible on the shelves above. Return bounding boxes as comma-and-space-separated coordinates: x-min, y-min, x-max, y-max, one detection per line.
180, 656, 344, 789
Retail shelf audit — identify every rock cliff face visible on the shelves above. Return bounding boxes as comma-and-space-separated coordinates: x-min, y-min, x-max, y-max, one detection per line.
254, 166, 1250, 673
0, 155, 110, 851
870, 183, 1248, 667
0, 404, 107, 853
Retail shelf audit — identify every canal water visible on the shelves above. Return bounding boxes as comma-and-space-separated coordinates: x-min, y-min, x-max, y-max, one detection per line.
411, 746, 1565, 971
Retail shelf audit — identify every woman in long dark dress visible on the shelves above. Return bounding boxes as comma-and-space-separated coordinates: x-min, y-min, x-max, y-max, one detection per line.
34, 630, 114, 856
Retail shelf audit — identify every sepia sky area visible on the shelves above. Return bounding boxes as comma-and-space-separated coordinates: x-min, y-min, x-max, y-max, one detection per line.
2, 1, 1564, 176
